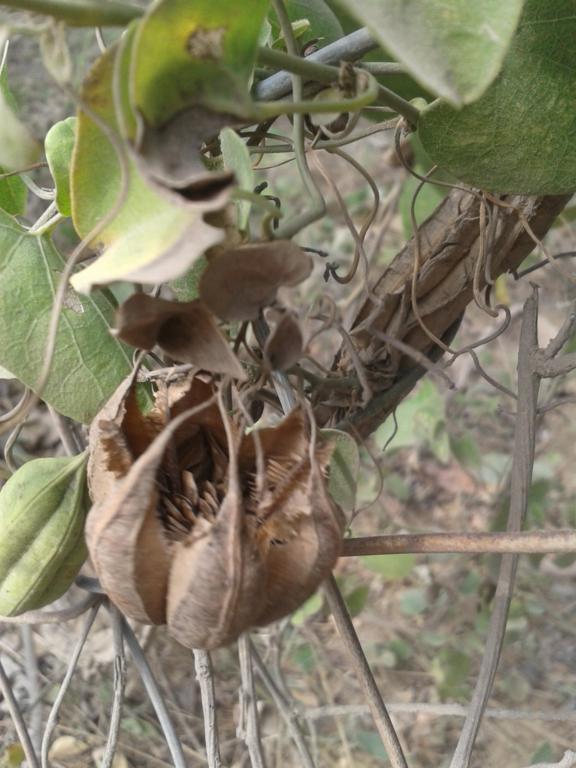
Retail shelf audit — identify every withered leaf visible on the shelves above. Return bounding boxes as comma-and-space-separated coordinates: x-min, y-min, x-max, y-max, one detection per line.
115, 294, 246, 380
199, 241, 313, 321
135, 107, 237, 195
264, 311, 304, 371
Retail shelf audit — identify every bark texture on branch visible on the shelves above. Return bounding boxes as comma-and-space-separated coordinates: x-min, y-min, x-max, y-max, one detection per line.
335, 190, 569, 438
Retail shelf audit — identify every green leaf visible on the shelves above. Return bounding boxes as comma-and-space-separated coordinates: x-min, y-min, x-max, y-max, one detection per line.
354, 730, 388, 761
0, 49, 40, 172
430, 647, 470, 699
291, 592, 323, 626
375, 379, 446, 453
220, 128, 254, 231
361, 553, 416, 581
399, 174, 444, 239
332, 0, 523, 105
0, 209, 133, 423
270, 0, 343, 47
344, 584, 369, 617
530, 744, 554, 764
169, 256, 208, 302
131, 0, 270, 125
1, 744, 25, 768
450, 433, 482, 470
322, 428, 360, 512
0, 166, 26, 216
0, 364, 16, 380
291, 642, 315, 672
400, 587, 427, 615
70, 36, 226, 292
419, 0, 576, 194
45, 117, 76, 217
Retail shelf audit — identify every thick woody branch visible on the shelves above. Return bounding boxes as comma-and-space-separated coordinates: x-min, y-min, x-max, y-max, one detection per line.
336, 191, 570, 438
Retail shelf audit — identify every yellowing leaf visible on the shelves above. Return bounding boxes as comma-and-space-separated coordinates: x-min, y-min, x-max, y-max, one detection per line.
131, 0, 270, 125
70, 32, 227, 292
70, 203, 223, 291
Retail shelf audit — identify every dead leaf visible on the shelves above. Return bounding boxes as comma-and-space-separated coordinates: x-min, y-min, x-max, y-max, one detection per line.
264, 311, 304, 371
48, 736, 91, 767
115, 294, 246, 379
199, 241, 313, 321
135, 107, 237, 192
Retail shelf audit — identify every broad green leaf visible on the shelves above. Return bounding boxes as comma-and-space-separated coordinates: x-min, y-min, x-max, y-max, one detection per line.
361, 553, 416, 581
131, 0, 270, 126
45, 117, 76, 216
0, 209, 133, 423
322, 428, 360, 512
70, 37, 225, 292
0, 53, 40, 171
290, 642, 315, 672
0, 166, 26, 216
332, 0, 524, 106
220, 128, 254, 231
419, 0, 576, 194
270, 0, 343, 47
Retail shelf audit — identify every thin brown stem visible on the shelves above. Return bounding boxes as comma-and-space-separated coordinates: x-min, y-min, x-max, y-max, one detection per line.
341, 530, 576, 557
323, 575, 408, 768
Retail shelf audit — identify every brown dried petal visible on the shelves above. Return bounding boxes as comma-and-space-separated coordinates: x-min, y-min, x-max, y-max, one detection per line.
199, 241, 313, 321
87, 375, 164, 502
115, 294, 245, 379
87, 397, 221, 624
239, 406, 309, 473
167, 496, 265, 650
264, 311, 304, 371
256, 461, 344, 626
86, 451, 172, 625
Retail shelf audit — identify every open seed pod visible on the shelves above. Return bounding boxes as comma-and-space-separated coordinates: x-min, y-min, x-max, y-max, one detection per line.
87, 373, 345, 649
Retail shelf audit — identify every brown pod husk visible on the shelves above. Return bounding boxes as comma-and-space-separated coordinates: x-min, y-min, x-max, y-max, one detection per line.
87, 372, 344, 649
242, 414, 344, 625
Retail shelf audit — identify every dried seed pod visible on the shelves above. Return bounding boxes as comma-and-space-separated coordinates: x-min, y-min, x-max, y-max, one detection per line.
87, 373, 345, 649
0, 453, 89, 616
